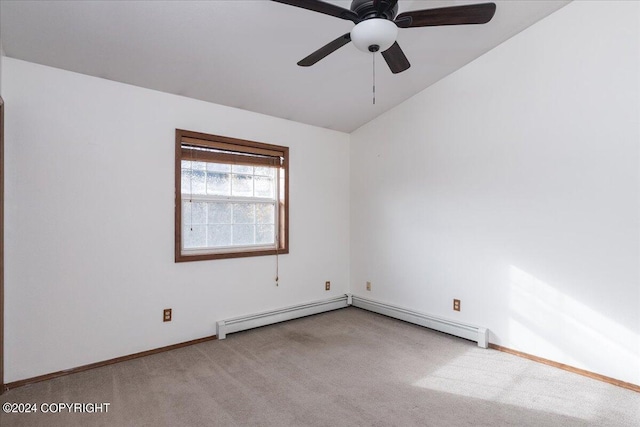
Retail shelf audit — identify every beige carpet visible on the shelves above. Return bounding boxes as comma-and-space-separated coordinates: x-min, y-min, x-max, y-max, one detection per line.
1, 307, 638, 426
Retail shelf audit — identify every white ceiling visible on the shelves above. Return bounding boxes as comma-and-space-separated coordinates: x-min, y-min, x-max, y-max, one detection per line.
0, 0, 570, 133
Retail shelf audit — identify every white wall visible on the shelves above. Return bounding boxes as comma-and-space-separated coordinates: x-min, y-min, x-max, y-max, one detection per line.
350, 0, 640, 385
0, 50, 3, 96
0, 0, 4, 95
2, 58, 350, 382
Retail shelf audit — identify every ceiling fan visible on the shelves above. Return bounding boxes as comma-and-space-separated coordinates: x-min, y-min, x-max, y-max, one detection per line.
272, 0, 497, 74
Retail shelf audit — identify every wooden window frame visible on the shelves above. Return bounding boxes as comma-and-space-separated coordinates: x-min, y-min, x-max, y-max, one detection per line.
175, 129, 289, 262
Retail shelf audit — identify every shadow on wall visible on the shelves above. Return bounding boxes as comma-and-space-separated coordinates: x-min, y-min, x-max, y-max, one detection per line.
507, 265, 638, 379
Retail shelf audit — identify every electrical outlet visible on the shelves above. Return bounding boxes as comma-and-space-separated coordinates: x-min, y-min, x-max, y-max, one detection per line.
366, 281, 371, 291
453, 299, 460, 312
163, 308, 172, 322
325, 281, 331, 291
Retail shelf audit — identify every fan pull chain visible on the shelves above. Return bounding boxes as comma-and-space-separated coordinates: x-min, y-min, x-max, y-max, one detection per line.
189, 149, 194, 231
275, 233, 279, 287
372, 53, 376, 105
275, 165, 280, 287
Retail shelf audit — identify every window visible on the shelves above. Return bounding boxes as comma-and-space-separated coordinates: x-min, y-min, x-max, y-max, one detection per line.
175, 129, 288, 262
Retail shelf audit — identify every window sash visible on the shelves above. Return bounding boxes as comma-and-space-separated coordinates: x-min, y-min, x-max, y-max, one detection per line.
181, 161, 277, 199
180, 166, 281, 253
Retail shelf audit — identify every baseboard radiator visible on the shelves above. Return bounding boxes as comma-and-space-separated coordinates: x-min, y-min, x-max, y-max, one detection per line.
350, 295, 489, 348
216, 295, 349, 339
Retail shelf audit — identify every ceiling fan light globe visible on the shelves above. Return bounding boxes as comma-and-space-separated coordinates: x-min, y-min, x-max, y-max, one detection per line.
350, 18, 398, 53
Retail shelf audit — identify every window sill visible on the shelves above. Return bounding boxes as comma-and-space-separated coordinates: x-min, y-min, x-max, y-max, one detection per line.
175, 247, 289, 262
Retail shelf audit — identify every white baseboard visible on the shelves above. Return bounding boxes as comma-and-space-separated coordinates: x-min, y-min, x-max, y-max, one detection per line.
350, 294, 488, 348
216, 295, 349, 339
216, 294, 488, 348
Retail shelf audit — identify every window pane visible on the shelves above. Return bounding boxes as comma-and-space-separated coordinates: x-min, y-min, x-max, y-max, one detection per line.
208, 225, 231, 247
254, 166, 275, 177
256, 203, 275, 224
183, 225, 206, 248
190, 170, 206, 195
182, 201, 191, 222
207, 163, 230, 173
233, 203, 255, 224
207, 172, 230, 196
232, 165, 253, 174
192, 202, 207, 224
181, 169, 192, 194
256, 225, 275, 245
232, 174, 253, 196
208, 202, 231, 224
181, 160, 192, 169
232, 224, 255, 245
254, 176, 274, 198
182, 201, 207, 225
191, 161, 206, 171
279, 168, 285, 199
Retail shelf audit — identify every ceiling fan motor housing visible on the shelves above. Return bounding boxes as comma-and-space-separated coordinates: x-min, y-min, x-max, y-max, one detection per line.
351, 0, 399, 21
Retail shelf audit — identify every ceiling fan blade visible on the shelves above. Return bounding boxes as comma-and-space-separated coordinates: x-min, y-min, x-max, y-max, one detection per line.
381, 42, 410, 74
271, 0, 360, 24
395, 3, 496, 28
298, 33, 352, 67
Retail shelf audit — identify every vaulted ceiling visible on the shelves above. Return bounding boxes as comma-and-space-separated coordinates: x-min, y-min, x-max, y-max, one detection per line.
0, 0, 569, 132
